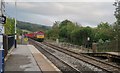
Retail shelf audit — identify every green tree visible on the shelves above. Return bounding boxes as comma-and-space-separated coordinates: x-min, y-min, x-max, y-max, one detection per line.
71, 27, 83, 45
4, 18, 15, 35
94, 22, 112, 42
71, 26, 94, 47
113, 1, 120, 51
52, 21, 60, 39
59, 20, 76, 42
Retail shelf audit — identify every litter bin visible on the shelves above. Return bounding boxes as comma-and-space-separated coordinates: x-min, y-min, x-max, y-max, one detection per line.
0, 49, 4, 73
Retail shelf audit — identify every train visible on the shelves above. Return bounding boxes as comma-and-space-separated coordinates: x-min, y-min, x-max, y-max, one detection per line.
25, 31, 45, 42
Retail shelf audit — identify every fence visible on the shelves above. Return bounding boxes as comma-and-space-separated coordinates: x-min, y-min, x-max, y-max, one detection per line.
0, 35, 15, 73
97, 40, 120, 52
8, 36, 14, 50
3, 35, 15, 57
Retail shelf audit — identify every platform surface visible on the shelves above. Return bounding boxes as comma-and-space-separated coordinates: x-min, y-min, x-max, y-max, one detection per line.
106, 52, 120, 56
5, 44, 60, 72
5, 45, 41, 71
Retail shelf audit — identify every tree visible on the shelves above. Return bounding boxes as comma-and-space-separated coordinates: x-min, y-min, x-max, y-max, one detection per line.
59, 19, 71, 29
59, 20, 76, 42
114, 0, 120, 25
52, 21, 60, 39
113, 0, 120, 51
98, 22, 111, 29
4, 18, 15, 35
94, 22, 112, 42
71, 26, 94, 47
46, 21, 60, 40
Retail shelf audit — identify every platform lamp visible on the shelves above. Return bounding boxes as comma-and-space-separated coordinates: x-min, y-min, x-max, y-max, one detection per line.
87, 37, 90, 47
87, 37, 90, 52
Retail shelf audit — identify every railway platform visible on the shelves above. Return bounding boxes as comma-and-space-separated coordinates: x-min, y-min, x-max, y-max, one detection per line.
106, 52, 120, 56
4, 44, 60, 73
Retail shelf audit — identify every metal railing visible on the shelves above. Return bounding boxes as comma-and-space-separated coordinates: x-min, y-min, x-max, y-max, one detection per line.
3, 35, 14, 57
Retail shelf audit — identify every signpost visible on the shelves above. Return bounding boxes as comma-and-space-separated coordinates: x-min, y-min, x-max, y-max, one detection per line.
0, 15, 6, 24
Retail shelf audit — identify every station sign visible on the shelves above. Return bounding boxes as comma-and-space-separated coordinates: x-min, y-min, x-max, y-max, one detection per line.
0, 15, 6, 24
0, 25, 3, 49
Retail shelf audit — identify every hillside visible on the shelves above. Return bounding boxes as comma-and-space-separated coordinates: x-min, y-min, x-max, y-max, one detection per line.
17, 21, 51, 32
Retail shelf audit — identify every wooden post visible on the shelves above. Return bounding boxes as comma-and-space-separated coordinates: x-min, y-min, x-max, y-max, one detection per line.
92, 43, 97, 53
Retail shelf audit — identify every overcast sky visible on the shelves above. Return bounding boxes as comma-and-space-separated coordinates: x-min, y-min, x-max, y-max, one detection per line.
5, 1, 116, 27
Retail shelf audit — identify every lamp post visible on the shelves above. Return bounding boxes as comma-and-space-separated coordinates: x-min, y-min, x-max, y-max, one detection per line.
87, 37, 90, 52
14, 0, 17, 48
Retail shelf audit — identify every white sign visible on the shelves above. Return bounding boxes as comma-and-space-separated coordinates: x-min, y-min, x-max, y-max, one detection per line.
0, 25, 4, 50
0, 25, 3, 34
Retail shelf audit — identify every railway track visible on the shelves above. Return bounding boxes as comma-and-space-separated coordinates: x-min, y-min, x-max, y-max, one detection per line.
42, 41, 120, 73
29, 39, 81, 73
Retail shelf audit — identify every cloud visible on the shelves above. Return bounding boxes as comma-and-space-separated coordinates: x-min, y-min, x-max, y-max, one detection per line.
4, 0, 115, 2
5, 2, 116, 27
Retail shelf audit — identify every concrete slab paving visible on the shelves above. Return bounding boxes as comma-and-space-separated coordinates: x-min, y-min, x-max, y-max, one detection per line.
5, 45, 41, 71
106, 52, 120, 56
28, 45, 60, 72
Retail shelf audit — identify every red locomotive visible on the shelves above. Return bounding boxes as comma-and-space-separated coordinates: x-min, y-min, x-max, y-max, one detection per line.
25, 31, 44, 42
